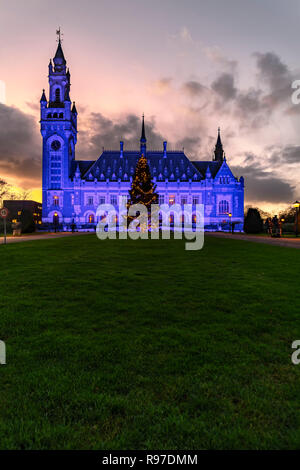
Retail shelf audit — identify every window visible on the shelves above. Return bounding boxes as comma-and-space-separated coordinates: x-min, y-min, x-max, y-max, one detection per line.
110, 195, 117, 206
158, 195, 164, 205
181, 196, 188, 206
51, 140, 61, 151
193, 196, 199, 205
88, 214, 94, 224
87, 197, 94, 206
53, 196, 59, 206
220, 176, 230, 184
219, 200, 229, 214
55, 88, 61, 102
71, 194, 74, 205
98, 196, 105, 205
169, 195, 175, 205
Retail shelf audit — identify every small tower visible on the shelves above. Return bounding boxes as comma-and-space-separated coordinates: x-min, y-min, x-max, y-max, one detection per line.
140, 114, 147, 154
213, 127, 224, 162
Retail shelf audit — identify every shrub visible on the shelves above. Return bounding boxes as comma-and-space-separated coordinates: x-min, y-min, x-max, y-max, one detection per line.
244, 208, 263, 234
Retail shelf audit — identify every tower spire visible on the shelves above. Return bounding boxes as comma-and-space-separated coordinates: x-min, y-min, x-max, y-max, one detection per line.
53, 28, 66, 70
140, 114, 147, 153
214, 127, 224, 162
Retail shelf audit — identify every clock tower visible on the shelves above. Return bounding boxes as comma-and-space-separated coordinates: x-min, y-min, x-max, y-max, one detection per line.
40, 30, 78, 223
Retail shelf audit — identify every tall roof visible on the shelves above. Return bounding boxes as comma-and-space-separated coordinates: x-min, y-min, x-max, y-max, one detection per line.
140, 114, 146, 143
70, 151, 204, 182
54, 39, 66, 63
214, 127, 224, 162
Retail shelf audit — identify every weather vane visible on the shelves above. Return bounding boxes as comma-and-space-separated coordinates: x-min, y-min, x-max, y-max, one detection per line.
56, 27, 63, 43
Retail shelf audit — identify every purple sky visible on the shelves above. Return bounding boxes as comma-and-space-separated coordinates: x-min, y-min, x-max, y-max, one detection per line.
1, 0, 300, 212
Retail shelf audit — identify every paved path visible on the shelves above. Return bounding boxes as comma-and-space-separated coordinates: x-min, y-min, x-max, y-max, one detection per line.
206, 232, 300, 249
1, 231, 300, 249
0, 232, 93, 245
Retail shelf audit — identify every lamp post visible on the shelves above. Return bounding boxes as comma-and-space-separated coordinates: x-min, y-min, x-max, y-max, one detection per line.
228, 212, 233, 233
280, 218, 285, 237
293, 201, 300, 237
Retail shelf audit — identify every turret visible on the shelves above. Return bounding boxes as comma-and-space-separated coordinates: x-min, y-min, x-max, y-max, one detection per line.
40, 89, 47, 105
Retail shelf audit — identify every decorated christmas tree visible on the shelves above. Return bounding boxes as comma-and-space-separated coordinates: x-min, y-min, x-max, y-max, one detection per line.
128, 154, 158, 212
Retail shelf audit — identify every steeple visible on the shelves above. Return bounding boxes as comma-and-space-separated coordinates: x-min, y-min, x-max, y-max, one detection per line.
140, 114, 147, 153
53, 28, 66, 72
214, 127, 224, 162
54, 40, 65, 62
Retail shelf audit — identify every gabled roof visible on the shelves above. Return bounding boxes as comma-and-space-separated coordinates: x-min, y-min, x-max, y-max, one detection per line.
70, 160, 94, 179
214, 159, 236, 180
72, 151, 203, 182
191, 161, 222, 178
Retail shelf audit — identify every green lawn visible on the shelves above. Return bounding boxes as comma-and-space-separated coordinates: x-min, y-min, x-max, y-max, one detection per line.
1, 234, 300, 450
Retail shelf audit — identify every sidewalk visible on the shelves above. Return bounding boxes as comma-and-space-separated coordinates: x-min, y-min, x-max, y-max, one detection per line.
0, 232, 93, 245
206, 232, 300, 249
2, 231, 300, 249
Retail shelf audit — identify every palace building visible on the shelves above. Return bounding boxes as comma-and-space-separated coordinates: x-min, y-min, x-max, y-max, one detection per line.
40, 36, 244, 230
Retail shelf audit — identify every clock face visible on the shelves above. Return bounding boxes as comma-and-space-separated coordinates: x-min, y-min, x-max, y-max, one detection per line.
51, 140, 61, 151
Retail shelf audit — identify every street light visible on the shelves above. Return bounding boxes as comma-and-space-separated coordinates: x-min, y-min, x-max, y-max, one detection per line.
228, 212, 233, 233
293, 201, 300, 237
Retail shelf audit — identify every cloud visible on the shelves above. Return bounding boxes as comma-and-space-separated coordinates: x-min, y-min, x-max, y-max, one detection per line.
167, 26, 195, 46
77, 113, 165, 158
151, 78, 172, 94
269, 145, 300, 165
203, 46, 238, 73
212, 73, 237, 101
177, 26, 193, 43
254, 52, 296, 111
232, 160, 295, 204
182, 81, 206, 97
0, 104, 41, 188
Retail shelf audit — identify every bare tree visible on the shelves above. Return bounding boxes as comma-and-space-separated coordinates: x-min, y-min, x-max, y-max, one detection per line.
0, 179, 10, 207
20, 189, 31, 200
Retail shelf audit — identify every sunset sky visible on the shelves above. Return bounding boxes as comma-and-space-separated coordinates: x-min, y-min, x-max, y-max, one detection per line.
1, 0, 300, 213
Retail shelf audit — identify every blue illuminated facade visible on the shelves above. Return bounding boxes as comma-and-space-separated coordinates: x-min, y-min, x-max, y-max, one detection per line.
40, 38, 244, 230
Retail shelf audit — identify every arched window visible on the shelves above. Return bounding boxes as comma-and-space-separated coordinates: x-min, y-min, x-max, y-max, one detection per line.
55, 88, 61, 102
219, 200, 229, 214
47, 113, 52, 119
53, 113, 58, 118
59, 113, 63, 119
88, 214, 95, 224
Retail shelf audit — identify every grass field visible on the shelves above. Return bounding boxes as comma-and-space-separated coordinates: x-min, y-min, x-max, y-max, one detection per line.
1, 234, 300, 450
